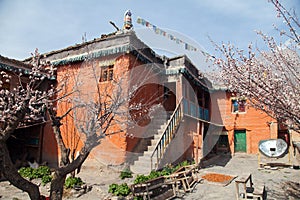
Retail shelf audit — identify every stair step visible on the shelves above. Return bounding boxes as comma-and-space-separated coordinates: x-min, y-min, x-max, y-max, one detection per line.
132, 163, 152, 173
147, 145, 156, 152
147, 124, 166, 130
154, 134, 163, 140
149, 119, 165, 123
151, 139, 160, 146
142, 133, 155, 138
130, 108, 179, 175
157, 130, 164, 134
135, 161, 151, 168
130, 165, 152, 175
142, 151, 153, 157
132, 164, 151, 172
141, 132, 156, 138
151, 117, 168, 121
133, 159, 151, 166
149, 120, 167, 125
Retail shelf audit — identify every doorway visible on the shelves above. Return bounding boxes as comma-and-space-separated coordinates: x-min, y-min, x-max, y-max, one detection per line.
234, 130, 246, 152
163, 82, 176, 112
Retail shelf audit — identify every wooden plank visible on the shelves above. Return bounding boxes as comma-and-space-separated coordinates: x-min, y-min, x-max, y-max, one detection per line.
131, 165, 198, 199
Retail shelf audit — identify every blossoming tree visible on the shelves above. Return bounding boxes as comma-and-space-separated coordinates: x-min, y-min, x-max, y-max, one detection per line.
212, 0, 300, 132
0, 48, 165, 200
0, 49, 56, 199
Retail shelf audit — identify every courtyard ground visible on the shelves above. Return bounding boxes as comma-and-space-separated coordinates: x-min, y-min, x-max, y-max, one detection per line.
0, 153, 299, 199
177, 153, 300, 200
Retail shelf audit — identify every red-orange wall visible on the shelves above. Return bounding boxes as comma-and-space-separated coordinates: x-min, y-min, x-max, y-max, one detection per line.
125, 54, 164, 153
42, 121, 58, 166
212, 91, 277, 154
49, 53, 163, 165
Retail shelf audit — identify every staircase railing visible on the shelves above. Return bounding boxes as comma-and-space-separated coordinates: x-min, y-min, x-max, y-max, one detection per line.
150, 98, 184, 170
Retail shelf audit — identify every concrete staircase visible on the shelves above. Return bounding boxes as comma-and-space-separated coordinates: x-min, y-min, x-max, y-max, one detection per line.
130, 111, 170, 175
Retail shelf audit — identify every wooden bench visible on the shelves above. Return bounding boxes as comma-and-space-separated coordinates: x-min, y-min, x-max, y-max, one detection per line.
131, 176, 175, 200
131, 165, 200, 199
165, 164, 199, 194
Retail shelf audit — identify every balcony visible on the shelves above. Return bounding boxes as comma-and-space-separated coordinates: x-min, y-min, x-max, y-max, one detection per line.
183, 98, 209, 121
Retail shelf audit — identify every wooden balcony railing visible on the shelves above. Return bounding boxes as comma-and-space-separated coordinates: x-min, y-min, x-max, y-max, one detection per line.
183, 99, 209, 121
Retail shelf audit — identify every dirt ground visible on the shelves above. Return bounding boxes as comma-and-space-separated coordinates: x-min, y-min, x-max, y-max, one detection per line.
177, 153, 300, 200
0, 153, 299, 200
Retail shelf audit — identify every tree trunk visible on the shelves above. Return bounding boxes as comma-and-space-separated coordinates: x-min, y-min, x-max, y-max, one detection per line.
50, 171, 66, 200
0, 141, 40, 200
49, 148, 91, 200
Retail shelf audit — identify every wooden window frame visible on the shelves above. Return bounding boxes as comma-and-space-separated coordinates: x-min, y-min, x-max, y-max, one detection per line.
100, 65, 114, 82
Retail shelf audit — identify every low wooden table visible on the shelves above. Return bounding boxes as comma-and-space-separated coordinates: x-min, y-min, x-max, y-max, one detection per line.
235, 174, 253, 200
235, 174, 265, 200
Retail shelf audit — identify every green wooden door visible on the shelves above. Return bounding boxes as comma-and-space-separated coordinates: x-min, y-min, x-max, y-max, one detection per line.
234, 130, 246, 152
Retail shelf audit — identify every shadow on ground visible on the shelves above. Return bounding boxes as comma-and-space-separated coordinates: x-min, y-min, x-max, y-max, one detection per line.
200, 153, 232, 168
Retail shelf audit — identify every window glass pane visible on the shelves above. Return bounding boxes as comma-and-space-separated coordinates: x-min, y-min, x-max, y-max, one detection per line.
102, 70, 108, 81
232, 100, 238, 112
239, 100, 246, 112
109, 69, 113, 80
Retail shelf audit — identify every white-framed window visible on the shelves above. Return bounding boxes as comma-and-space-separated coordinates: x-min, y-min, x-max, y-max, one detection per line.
231, 99, 246, 113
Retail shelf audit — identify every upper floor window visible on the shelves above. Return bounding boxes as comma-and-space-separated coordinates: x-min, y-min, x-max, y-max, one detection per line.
100, 65, 114, 82
232, 99, 246, 113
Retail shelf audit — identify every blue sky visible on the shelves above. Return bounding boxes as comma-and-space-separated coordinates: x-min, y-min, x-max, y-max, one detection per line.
0, 0, 299, 64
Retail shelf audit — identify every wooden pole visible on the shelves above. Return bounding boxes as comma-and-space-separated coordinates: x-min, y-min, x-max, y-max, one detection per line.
288, 147, 291, 165
196, 122, 200, 164
257, 152, 261, 169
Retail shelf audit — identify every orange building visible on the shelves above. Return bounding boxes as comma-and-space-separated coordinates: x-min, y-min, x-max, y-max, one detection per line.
33, 31, 218, 174
23, 30, 287, 173
211, 90, 280, 155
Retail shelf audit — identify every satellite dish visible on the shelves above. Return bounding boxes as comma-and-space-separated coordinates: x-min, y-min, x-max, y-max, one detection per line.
259, 139, 288, 158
